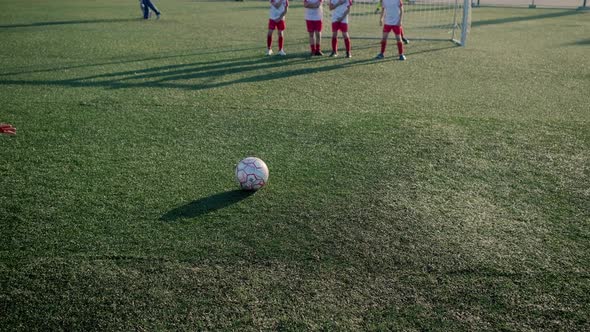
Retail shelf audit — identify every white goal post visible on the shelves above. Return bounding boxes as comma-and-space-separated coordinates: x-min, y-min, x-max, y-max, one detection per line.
320, 0, 472, 46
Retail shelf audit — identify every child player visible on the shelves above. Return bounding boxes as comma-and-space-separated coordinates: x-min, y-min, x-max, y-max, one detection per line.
377, 0, 409, 45
329, 0, 352, 58
267, 0, 289, 56
304, 0, 324, 56
376, 0, 406, 60
376, 0, 409, 44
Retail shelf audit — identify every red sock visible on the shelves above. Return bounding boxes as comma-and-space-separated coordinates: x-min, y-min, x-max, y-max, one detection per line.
315, 43, 321, 52
344, 38, 351, 52
310, 44, 316, 53
397, 41, 404, 55
278, 36, 284, 50
267, 35, 272, 49
380, 40, 387, 54
400, 27, 405, 39
331, 37, 337, 52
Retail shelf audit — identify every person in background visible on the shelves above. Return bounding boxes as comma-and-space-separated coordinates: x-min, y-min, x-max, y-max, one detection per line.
141, 0, 161, 20
374, 0, 381, 14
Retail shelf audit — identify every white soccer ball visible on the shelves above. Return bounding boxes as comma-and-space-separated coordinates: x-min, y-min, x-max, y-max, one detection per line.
235, 157, 269, 191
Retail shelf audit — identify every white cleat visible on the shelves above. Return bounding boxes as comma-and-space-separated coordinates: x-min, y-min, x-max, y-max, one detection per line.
266, 49, 273, 56
278, 49, 286, 56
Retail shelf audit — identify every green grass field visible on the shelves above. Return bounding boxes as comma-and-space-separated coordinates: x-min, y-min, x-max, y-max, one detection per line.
1, 0, 589, 330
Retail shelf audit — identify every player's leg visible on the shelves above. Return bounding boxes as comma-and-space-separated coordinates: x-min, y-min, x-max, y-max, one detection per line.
267, 28, 274, 55
267, 19, 275, 55
277, 23, 286, 55
343, 30, 351, 58
376, 29, 389, 59
314, 21, 323, 56
330, 23, 339, 57
139, 0, 146, 18
400, 26, 409, 44
393, 26, 406, 60
308, 32, 316, 55
306, 20, 316, 55
144, 0, 161, 18
141, 0, 149, 19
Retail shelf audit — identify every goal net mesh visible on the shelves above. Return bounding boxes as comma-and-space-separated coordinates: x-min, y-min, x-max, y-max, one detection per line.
324, 0, 471, 44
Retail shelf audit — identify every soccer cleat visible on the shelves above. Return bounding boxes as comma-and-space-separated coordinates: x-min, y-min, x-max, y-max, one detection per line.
345, 52, 352, 58
399, 54, 406, 61
402, 37, 409, 44
278, 49, 286, 56
315, 50, 324, 56
375, 53, 384, 59
156, 13, 161, 20
329, 51, 338, 57
266, 49, 273, 56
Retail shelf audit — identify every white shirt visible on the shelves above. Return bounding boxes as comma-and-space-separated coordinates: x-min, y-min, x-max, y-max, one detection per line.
382, 0, 403, 26
304, 0, 323, 21
269, 0, 288, 21
330, 0, 351, 23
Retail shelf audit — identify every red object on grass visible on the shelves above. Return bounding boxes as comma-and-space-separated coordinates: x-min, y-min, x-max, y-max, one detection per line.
0, 123, 16, 135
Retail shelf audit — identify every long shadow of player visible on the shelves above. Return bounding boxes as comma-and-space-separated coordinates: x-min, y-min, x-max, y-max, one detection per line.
160, 190, 255, 221
0, 18, 139, 29
0, 43, 456, 91
571, 39, 590, 46
0, 47, 263, 77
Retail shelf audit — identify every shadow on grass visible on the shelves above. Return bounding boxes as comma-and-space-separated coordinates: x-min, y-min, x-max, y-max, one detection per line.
0, 18, 141, 29
160, 190, 255, 221
472, 10, 581, 27
571, 39, 590, 46
0, 46, 263, 77
405, 44, 457, 56
0, 44, 454, 91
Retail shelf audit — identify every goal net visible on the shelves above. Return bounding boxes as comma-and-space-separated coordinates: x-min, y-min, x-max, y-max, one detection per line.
325, 0, 472, 45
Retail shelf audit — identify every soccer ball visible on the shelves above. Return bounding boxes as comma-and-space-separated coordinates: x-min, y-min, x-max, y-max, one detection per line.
235, 157, 269, 191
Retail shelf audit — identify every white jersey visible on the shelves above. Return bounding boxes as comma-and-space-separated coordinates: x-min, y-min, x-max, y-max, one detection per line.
382, 0, 403, 26
330, 0, 352, 23
304, 0, 323, 21
269, 0, 288, 21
